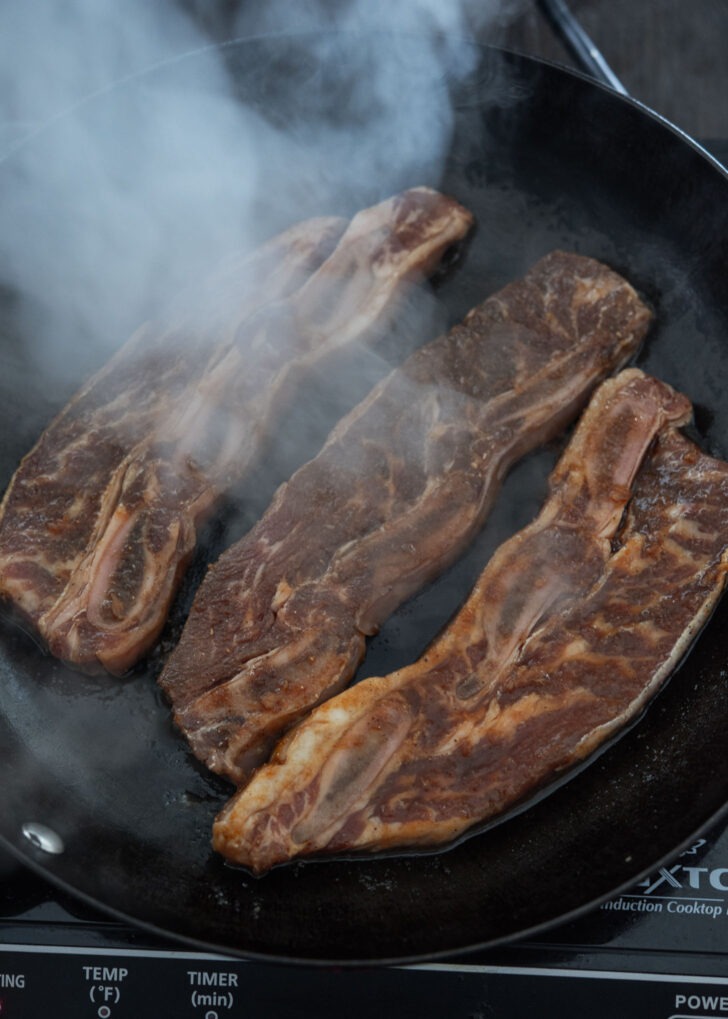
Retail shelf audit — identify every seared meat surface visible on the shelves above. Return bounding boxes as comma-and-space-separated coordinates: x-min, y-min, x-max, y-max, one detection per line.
212, 370, 728, 873
0, 188, 472, 674
0, 215, 344, 669
160, 252, 653, 783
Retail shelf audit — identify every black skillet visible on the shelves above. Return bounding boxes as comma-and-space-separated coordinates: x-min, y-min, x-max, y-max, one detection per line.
0, 33, 727, 965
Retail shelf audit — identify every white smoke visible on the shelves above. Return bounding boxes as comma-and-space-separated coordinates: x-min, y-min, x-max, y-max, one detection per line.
0, 0, 523, 383
0, 0, 268, 378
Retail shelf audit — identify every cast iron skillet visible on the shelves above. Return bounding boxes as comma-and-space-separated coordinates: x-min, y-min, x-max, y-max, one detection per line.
0, 36, 727, 965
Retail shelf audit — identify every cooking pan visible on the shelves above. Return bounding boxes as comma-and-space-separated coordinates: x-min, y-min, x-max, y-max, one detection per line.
0, 33, 727, 965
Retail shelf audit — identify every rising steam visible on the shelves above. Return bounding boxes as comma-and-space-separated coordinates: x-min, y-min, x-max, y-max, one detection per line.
0, 0, 524, 383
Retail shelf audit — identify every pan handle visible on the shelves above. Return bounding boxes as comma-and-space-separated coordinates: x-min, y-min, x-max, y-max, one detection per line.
536, 0, 629, 96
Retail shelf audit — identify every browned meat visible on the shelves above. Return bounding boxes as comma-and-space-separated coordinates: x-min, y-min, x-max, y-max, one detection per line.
0, 214, 345, 664
160, 253, 654, 784
0, 188, 472, 674
211, 370, 728, 873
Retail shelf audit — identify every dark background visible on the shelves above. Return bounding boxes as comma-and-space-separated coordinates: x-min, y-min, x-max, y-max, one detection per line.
499, 0, 728, 142
182, 0, 728, 145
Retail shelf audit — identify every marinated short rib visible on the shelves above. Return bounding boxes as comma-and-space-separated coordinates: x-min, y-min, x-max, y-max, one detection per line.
160, 253, 654, 784
0, 215, 345, 659
212, 369, 728, 873
0, 188, 472, 674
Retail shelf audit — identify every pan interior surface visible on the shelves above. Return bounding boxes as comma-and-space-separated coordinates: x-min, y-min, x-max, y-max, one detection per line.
0, 38, 727, 964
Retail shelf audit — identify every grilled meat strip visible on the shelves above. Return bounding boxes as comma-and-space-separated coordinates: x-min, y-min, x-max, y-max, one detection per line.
212, 370, 728, 873
160, 253, 653, 784
0, 215, 345, 663
0, 188, 472, 674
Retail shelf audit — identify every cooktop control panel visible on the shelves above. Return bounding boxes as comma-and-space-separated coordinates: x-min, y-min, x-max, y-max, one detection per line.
1, 944, 728, 1019
0, 819, 726, 1019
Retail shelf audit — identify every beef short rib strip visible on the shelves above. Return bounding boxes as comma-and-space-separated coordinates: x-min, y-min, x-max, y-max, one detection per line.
160, 253, 654, 784
0, 188, 472, 674
0, 214, 345, 659
212, 370, 726, 873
